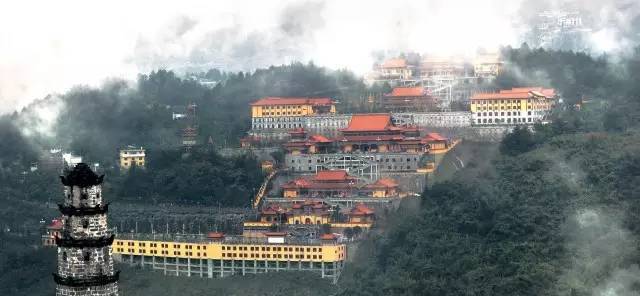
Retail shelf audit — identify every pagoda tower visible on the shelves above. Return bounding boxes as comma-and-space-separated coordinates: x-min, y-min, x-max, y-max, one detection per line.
54, 163, 119, 296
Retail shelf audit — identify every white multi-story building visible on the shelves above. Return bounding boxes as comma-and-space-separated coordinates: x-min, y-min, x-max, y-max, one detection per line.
470, 87, 556, 125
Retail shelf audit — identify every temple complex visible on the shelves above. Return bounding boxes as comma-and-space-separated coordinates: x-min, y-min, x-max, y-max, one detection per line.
281, 170, 400, 199
382, 87, 437, 112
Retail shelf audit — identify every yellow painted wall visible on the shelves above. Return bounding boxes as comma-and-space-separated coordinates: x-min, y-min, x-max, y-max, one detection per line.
119, 149, 145, 169
284, 189, 298, 198
113, 239, 346, 262
251, 103, 335, 118
372, 190, 387, 198
287, 214, 330, 225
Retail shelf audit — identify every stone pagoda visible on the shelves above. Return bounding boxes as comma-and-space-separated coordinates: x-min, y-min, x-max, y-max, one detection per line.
54, 163, 119, 296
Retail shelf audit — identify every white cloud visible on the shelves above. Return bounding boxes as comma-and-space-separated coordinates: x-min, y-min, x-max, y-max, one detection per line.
0, 0, 637, 114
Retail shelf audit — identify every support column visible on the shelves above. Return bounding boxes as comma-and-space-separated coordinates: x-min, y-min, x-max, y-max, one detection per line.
254, 260, 257, 274
220, 260, 224, 277
242, 260, 246, 276
187, 258, 191, 277
231, 259, 235, 275
163, 257, 167, 275
321, 261, 325, 278
207, 259, 213, 278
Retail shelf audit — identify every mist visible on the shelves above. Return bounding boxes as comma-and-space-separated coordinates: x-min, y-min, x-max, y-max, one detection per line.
2, 0, 637, 114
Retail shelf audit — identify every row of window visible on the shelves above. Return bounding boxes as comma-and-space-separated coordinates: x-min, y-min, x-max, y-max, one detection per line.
221, 246, 322, 252
115, 242, 328, 253
476, 118, 533, 124
262, 105, 306, 109
262, 111, 303, 116
121, 151, 144, 155
253, 123, 304, 129
121, 157, 144, 161
476, 111, 532, 117
472, 99, 542, 104
291, 157, 418, 164
252, 117, 304, 123
222, 253, 322, 259
475, 105, 545, 111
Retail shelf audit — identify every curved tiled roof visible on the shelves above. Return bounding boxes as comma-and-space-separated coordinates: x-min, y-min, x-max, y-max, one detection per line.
387, 87, 426, 97
341, 114, 392, 132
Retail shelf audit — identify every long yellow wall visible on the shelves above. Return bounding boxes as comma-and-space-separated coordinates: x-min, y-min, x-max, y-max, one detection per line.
251, 104, 336, 118
113, 239, 346, 263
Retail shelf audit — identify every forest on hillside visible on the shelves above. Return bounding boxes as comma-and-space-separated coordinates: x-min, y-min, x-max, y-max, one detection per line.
338, 46, 640, 295
1, 45, 640, 295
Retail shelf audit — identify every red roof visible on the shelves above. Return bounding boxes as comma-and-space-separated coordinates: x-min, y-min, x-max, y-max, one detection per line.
250, 97, 334, 106
308, 134, 332, 143
350, 203, 374, 216
423, 133, 447, 142
315, 170, 350, 181
260, 204, 285, 215
320, 233, 337, 240
381, 58, 407, 68
48, 219, 63, 230
264, 232, 287, 237
342, 114, 392, 132
282, 178, 313, 189
471, 87, 556, 100
207, 232, 225, 239
387, 87, 426, 97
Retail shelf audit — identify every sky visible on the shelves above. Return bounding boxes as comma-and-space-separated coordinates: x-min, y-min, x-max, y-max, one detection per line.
0, 0, 638, 114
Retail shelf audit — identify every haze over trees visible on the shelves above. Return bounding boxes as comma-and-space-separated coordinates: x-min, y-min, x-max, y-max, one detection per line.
338, 46, 640, 295
1, 44, 640, 295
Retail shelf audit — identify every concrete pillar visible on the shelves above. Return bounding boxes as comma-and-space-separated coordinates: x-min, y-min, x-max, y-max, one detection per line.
220, 259, 224, 277
321, 261, 325, 278
242, 260, 246, 275
265, 260, 268, 273
187, 258, 191, 277
163, 257, 167, 276
276, 260, 279, 272
207, 259, 213, 278
254, 260, 257, 274
231, 259, 235, 275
